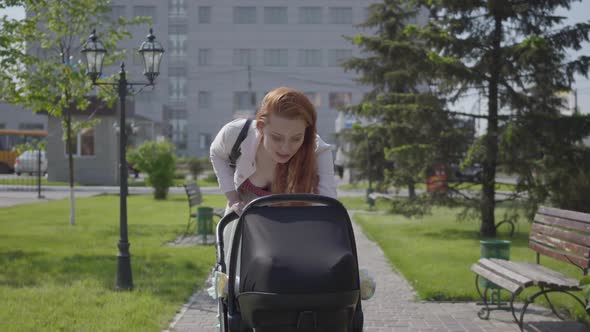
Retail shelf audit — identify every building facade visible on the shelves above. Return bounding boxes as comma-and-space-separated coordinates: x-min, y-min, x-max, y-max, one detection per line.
112, 0, 377, 156
0, 0, 378, 160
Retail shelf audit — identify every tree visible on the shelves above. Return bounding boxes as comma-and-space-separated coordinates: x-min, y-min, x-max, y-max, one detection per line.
127, 141, 176, 200
0, 0, 146, 225
415, 0, 590, 236
341, 0, 472, 210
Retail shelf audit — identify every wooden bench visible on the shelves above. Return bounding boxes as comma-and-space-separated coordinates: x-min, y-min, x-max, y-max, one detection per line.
183, 182, 203, 232
470, 206, 590, 330
183, 182, 225, 234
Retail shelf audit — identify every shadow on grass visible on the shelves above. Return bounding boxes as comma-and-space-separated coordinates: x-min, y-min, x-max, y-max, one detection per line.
0, 250, 211, 302
421, 228, 530, 245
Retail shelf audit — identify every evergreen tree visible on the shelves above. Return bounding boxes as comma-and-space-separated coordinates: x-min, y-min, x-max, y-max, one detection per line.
417, 0, 590, 236
341, 0, 472, 212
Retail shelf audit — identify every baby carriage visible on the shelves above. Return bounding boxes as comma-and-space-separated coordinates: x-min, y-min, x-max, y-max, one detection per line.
215, 193, 364, 332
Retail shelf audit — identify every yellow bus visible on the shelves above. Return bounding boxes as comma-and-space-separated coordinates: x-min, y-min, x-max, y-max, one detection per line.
0, 129, 47, 173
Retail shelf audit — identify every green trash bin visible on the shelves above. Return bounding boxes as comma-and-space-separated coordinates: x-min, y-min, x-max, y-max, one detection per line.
479, 240, 511, 290
197, 206, 214, 236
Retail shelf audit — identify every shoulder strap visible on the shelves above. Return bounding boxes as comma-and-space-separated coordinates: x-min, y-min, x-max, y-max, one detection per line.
229, 119, 252, 168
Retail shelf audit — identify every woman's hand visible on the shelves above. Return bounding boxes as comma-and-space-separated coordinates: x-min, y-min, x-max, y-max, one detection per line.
225, 190, 244, 215
230, 201, 246, 216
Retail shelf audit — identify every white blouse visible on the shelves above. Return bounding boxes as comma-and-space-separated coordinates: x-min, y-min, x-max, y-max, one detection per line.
209, 118, 337, 198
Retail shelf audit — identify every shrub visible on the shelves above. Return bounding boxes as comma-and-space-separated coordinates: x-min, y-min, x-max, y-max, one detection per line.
187, 157, 206, 180
205, 172, 218, 184
127, 141, 176, 199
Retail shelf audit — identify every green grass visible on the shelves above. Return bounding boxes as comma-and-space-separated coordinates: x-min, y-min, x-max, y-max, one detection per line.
127, 178, 218, 188
0, 178, 218, 188
347, 202, 590, 325
338, 181, 516, 192
0, 177, 71, 186
0, 194, 226, 332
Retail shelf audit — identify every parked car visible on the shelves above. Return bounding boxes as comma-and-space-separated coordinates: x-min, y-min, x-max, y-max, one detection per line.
14, 150, 47, 176
454, 163, 483, 183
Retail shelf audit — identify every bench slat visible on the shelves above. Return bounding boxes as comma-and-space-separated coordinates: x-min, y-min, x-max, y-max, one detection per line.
471, 262, 522, 293
529, 241, 590, 269
538, 206, 590, 224
530, 231, 590, 259
490, 259, 574, 288
189, 197, 203, 206
476, 258, 533, 286
517, 262, 580, 289
532, 223, 590, 250
534, 214, 590, 234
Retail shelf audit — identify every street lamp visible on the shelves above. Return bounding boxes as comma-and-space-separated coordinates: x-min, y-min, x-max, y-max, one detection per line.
81, 29, 164, 290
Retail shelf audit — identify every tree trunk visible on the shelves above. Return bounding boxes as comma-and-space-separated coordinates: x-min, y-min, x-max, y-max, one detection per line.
481, 14, 503, 237
65, 105, 76, 226
408, 179, 416, 200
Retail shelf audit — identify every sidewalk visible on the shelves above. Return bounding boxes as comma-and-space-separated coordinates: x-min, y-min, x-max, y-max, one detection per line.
165, 210, 587, 332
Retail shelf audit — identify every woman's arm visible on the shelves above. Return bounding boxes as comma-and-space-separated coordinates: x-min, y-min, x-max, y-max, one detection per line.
210, 122, 238, 194
316, 148, 337, 198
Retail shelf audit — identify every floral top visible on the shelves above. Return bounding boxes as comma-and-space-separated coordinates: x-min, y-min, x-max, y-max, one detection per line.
239, 178, 272, 197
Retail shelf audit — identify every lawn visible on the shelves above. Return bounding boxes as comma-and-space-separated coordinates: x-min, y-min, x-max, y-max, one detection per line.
347, 198, 590, 325
338, 181, 516, 192
0, 194, 226, 332
0, 177, 218, 188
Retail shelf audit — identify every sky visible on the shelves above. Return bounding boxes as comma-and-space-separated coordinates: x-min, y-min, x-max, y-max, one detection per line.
1, 2, 589, 118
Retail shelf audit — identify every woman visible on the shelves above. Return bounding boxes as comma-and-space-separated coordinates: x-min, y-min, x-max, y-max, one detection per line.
209, 87, 338, 329
210, 86, 337, 216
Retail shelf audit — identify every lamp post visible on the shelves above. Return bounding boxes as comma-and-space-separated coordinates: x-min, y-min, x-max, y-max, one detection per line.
81, 29, 164, 290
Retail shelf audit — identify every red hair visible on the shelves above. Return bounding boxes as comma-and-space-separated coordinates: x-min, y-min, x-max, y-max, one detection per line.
256, 87, 319, 194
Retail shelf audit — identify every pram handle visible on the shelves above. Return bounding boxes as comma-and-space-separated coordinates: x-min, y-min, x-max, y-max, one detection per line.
216, 211, 238, 273
244, 193, 345, 209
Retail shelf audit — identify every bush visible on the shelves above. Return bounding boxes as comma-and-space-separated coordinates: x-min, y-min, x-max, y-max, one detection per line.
205, 172, 218, 184
187, 157, 205, 180
127, 141, 176, 199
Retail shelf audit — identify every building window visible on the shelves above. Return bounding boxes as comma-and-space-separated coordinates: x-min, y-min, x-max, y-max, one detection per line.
169, 0, 186, 17
199, 133, 212, 150
264, 7, 287, 24
133, 6, 157, 24
198, 49, 211, 66
198, 91, 211, 109
164, 109, 188, 150
233, 7, 256, 24
304, 92, 321, 107
263, 49, 288, 67
363, 7, 371, 23
234, 91, 256, 110
169, 75, 187, 100
109, 5, 126, 23
233, 49, 256, 66
169, 26, 187, 57
18, 123, 44, 130
298, 49, 322, 67
329, 92, 352, 109
66, 128, 95, 157
329, 7, 352, 24
299, 7, 322, 24
198, 6, 211, 24
327, 49, 353, 67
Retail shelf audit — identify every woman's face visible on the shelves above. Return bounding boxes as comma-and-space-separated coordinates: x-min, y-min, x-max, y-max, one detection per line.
260, 114, 307, 164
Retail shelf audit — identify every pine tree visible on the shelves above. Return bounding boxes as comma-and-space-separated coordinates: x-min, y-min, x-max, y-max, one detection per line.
416, 0, 590, 236
341, 0, 472, 212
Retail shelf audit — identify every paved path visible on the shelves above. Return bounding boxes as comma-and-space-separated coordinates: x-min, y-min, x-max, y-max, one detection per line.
165, 211, 587, 332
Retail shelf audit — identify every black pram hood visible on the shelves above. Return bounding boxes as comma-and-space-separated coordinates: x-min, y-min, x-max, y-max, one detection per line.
236, 205, 360, 294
